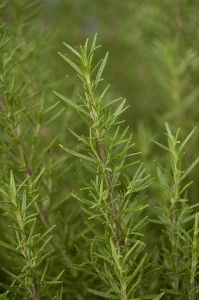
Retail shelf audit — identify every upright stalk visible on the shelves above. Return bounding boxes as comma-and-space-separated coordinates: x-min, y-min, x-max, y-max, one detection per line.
55, 36, 152, 299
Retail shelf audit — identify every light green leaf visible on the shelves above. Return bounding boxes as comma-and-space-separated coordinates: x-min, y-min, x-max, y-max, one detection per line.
0, 241, 16, 252
179, 127, 196, 152
63, 42, 81, 58
58, 52, 82, 75
53, 90, 89, 117
181, 156, 199, 181
153, 292, 165, 300
88, 289, 115, 299
59, 144, 95, 163
151, 140, 170, 152
96, 52, 108, 81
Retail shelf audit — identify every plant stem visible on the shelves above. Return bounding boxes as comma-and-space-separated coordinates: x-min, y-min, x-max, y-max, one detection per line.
98, 140, 121, 249
171, 159, 180, 290
84, 56, 122, 249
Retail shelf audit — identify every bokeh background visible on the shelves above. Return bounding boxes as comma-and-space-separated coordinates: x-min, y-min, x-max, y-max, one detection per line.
44, 0, 199, 197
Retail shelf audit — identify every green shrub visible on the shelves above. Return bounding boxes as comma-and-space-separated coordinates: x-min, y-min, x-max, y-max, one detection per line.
0, 1, 199, 299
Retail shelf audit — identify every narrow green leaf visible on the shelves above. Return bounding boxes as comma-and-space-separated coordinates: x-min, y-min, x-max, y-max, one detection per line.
127, 253, 147, 284
91, 33, 98, 51
113, 99, 127, 119
63, 42, 81, 58
43, 101, 60, 115
181, 156, 199, 180
0, 241, 16, 252
59, 144, 95, 163
96, 52, 108, 81
46, 107, 65, 124
58, 52, 82, 75
53, 90, 89, 117
179, 127, 196, 152
88, 289, 115, 299
151, 140, 170, 152
153, 293, 165, 300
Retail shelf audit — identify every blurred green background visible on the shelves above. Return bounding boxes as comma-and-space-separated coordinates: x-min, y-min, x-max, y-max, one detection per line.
44, 1, 199, 135
44, 0, 199, 195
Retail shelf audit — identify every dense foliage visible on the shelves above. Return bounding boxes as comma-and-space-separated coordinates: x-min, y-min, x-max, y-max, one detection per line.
0, 1, 199, 299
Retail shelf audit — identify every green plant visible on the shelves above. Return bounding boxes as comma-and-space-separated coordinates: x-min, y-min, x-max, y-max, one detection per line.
0, 1, 199, 299
54, 35, 164, 300
0, 172, 63, 299
153, 124, 199, 299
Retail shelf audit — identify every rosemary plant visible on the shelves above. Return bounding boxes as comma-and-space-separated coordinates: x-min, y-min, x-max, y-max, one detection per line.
54, 36, 164, 300
1, 1, 199, 298
154, 124, 199, 299
0, 172, 63, 299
